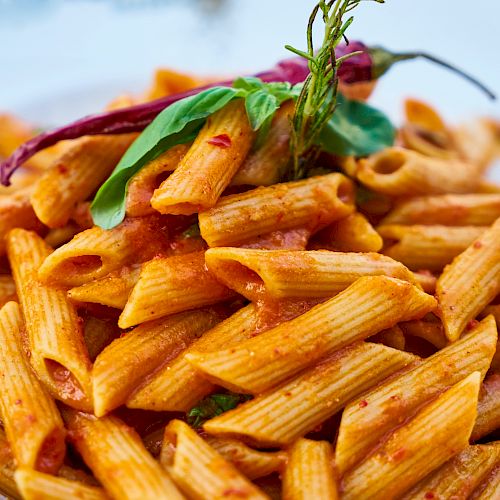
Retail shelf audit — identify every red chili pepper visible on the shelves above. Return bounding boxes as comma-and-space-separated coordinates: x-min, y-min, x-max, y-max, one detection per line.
207, 134, 232, 148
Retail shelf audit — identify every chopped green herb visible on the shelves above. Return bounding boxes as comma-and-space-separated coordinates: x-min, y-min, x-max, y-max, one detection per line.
187, 392, 252, 428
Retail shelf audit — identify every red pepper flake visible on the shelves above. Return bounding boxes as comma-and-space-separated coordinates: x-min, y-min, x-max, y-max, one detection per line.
473, 241, 483, 249
391, 447, 406, 461
359, 400, 368, 408
390, 394, 400, 401
466, 319, 479, 330
207, 134, 231, 148
424, 492, 435, 499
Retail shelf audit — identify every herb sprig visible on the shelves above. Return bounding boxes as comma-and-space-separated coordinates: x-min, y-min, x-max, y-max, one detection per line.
286, 0, 384, 178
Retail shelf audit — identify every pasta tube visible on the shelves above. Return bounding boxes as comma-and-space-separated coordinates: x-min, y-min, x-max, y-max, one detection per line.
0, 188, 42, 255
0, 428, 19, 500
436, 217, 500, 341
401, 443, 500, 500
126, 144, 189, 217
31, 134, 136, 228
65, 410, 183, 500
151, 99, 254, 215
357, 147, 480, 196
14, 468, 109, 500
118, 251, 235, 328
0, 302, 65, 473
0, 275, 16, 307
68, 265, 141, 309
205, 248, 417, 299
282, 439, 338, 500
381, 193, 500, 226
231, 101, 293, 186
127, 304, 258, 412
38, 217, 167, 287
378, 224, 486, 271
471, 374, 500, 442
186, 276, 436, 394
199, 173, 355, 247
341, 372, 481, 499
6, 229, 93, 410
314, 212, 383, 252
205, 437, 286, 480
160, 419, 267, 500
471, 466, 500, 499
335, 315, 496, 475
93, 309, 220, 416
203, 342, 416, 446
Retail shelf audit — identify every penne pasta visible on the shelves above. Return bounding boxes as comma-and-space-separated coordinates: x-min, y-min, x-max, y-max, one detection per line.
470, 465, 500, 500
471, 374, 500, 442
146, 67, 204, 100
44, 224, 80, 248
335, 315, 497, 475
83, 315, 120, 362
205, 248, 417, 300
186, 276, 436, 394
38, 215, 171, 287
412, 270, 437, 294
118, 251, 235, 328
14, 468, 109, 500
400, 98, 457, 160
151, 99, 254, 215
0, 187, 42, 255
160, 419, 268, 500
127, 304, 258, 412
357, 147, 480, 196
313, 212, 383, 252
0, 301, 65, 473
31, 135, 136, 228
0, 275, 16, 307
6, 229, 93, 410
199, 173, 355, 247
205, 437, 287, 480
65, 410, 183, 500
0, 428, 20, 500
436, 217, 500, 341
341, 372, 481, 499
453, 118, 499, 172
378, 224, 486, 271
381, 193, 500, 226
68, 265, 141, 309
203, 342, 416, 446
372, 325, 406, 350
401, 443, 500, 500
126, 144, 189, 217
93, 309, 221, 416
232, 101, 293, 186
400, 318, 448, 349
282, 439, 337, 500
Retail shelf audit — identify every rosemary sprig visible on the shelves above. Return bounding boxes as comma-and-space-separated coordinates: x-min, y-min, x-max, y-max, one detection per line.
286, 0, 384, 179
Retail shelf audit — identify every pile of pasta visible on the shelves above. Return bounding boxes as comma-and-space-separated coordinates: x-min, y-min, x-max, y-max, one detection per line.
0, 70, 499, 500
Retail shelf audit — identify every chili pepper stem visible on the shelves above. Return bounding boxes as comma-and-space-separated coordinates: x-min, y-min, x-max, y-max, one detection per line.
394, 51, 496, 100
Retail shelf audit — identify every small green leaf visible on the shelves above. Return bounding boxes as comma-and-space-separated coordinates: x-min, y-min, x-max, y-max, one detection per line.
317, 93, 396, 157
245, 90, 279, 131
90, 86, 241, 229
232, 76, 265, 92
187, 392, 252, 428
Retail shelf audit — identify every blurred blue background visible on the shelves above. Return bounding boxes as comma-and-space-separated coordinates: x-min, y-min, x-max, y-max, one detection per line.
0, 0, 499, 128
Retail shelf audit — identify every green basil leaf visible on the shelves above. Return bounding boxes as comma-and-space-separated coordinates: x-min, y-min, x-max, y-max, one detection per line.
186, 392, 252, 428
232, 76, 264, 92
245, 90, 279, 131
317, 93, 395, 157
91, 86, 240, 229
